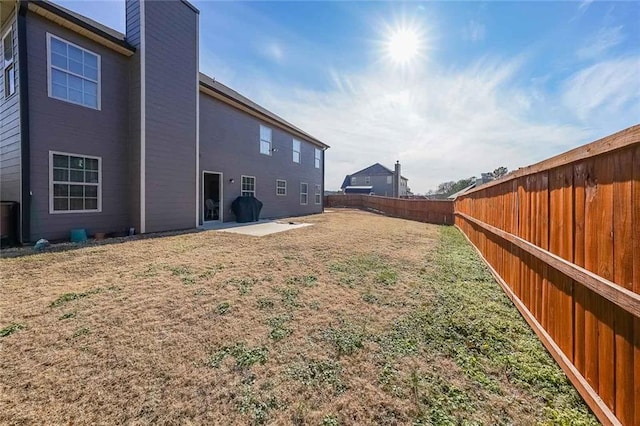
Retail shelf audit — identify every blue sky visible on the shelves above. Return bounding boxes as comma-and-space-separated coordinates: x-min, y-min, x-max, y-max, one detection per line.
54, 0, 640, 193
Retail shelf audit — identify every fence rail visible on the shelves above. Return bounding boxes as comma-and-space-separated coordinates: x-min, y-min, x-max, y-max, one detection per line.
324, 194, 454, 225
455, 124, 640, 426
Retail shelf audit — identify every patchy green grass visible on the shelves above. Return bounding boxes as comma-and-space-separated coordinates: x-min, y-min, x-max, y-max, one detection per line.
49, 288, 102, 308
215, 302, 231, 315
266, 315, 293, 342
0, 323, 25, 338
208, 343, 269, 369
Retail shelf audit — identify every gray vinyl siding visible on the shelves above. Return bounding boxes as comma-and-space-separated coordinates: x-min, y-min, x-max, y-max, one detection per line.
0, 12, 21, 203
25, 14, 130, 241
199, 94, 324, 223
142, 0, 197, 233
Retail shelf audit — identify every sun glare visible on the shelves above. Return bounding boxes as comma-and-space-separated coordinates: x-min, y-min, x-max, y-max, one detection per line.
385, 26, 422, 65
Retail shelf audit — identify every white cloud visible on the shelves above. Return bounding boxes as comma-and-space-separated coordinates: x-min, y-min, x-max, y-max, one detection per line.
263, 42, 285, 63
463, 20, 486, 43
562, 56, 640, 123
577, 26, 624, 60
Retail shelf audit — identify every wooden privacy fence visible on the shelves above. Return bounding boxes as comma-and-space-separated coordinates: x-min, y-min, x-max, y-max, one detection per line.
325, 194, 454, 225
455, 124, 640, 426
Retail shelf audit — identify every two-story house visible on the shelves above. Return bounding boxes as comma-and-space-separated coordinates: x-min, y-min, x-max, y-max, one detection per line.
0, 0, 328, 243
340, 162, 409, 197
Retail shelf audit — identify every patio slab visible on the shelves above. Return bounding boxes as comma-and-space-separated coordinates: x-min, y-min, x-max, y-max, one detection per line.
202, 220, 312, 236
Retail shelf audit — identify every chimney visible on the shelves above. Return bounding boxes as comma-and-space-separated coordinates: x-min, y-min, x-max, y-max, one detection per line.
394, 160, 401, 198
125, 0, 200, 233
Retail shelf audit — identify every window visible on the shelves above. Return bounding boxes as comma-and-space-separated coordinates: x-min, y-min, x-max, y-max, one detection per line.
292, 139, 301, 163
3, 27, 15, 97
47, 33, 100, 109
364, 176, 371, 184
276, 179, 287, 196
300, 183, 308, 205
241, 175, 256, 197
350, 176, 356, 185
387, 176, 392, 184
315, 184, 321, 204
260, 125, 272, 155
50, 152, 101, 213
314, 148, 321, 168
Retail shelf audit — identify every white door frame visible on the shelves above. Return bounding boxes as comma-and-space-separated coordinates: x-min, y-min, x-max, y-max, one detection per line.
202, 170, 223, 223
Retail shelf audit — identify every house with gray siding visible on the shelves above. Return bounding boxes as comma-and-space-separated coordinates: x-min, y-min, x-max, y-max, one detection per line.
341, 162, 409, 197
0, 0, 328, 243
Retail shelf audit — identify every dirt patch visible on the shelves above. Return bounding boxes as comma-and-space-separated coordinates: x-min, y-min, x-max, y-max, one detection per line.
0, 209, 596, 424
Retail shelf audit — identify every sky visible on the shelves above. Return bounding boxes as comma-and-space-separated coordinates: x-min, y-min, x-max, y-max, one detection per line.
54, 0, 640, 193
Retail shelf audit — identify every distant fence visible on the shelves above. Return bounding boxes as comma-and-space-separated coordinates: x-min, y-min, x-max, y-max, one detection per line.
455, 125, 640, 426
324, 194, 454, 225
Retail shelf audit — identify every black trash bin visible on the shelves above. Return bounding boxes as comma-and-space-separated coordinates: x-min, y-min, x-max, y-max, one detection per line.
1, 201, 20, 248
231, 196, 263, 223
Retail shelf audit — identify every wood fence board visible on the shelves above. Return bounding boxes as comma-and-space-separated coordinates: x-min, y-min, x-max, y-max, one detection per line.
583, 158, 600, 392
573, 162, 587, 376
612, 148, 634, 423
594, 155, 615, 410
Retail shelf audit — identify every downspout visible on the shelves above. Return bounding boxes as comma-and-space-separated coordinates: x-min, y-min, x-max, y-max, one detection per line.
17, 1, 30, 243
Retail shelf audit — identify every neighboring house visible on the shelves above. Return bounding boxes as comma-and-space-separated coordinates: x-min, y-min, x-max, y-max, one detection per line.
341, 162, 408, 197
0, 0, 328, 243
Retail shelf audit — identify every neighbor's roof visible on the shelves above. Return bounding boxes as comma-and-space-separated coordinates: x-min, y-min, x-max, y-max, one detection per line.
27, 0, 135, 53
350, 163, 408, 180
199, 73, 329, 150
447, 183, 477, 200
340, 175, 351, 189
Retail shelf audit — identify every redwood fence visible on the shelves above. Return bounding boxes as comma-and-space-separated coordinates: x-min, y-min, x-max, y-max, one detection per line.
455, 125, 639, 426
324, 194, 454, 225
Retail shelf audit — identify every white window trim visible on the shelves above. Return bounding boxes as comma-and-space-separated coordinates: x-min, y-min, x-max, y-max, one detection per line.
3, 27, 14, 68
46, 33, 102, 110
351, 177, 356, 185
315, 184, 321, 204
241, 175, 256, 197
314, 148, 321, 169
49, 150, 102, 214
292, 139, 301, 163
3, 27, 15, 99
300, 182, 308, 205
387, 175, 392, 184
364, 176, 371, 184
276, 179, 287, 196
259, 125, 272, 156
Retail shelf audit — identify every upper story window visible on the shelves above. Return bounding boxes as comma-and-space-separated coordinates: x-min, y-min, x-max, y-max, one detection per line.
47, 33, 100, 110
241, 175, 256, 197
387, 176, 392, 184
350, 176, 356, 185
315, 148, 321, 168
364, 176, 371, 184
260, 125, 272, 155
3, 26, 15, 98
50, 151, 101, 213
292, 139, 301, 163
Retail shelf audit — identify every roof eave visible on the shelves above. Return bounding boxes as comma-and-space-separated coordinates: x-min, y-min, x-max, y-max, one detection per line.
26, 1, 135, 56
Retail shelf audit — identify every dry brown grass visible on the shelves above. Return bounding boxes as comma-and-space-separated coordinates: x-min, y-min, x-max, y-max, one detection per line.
0, 210, 595, 425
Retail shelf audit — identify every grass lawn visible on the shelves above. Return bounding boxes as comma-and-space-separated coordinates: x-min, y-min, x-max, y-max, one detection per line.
0, 209, 597, 425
